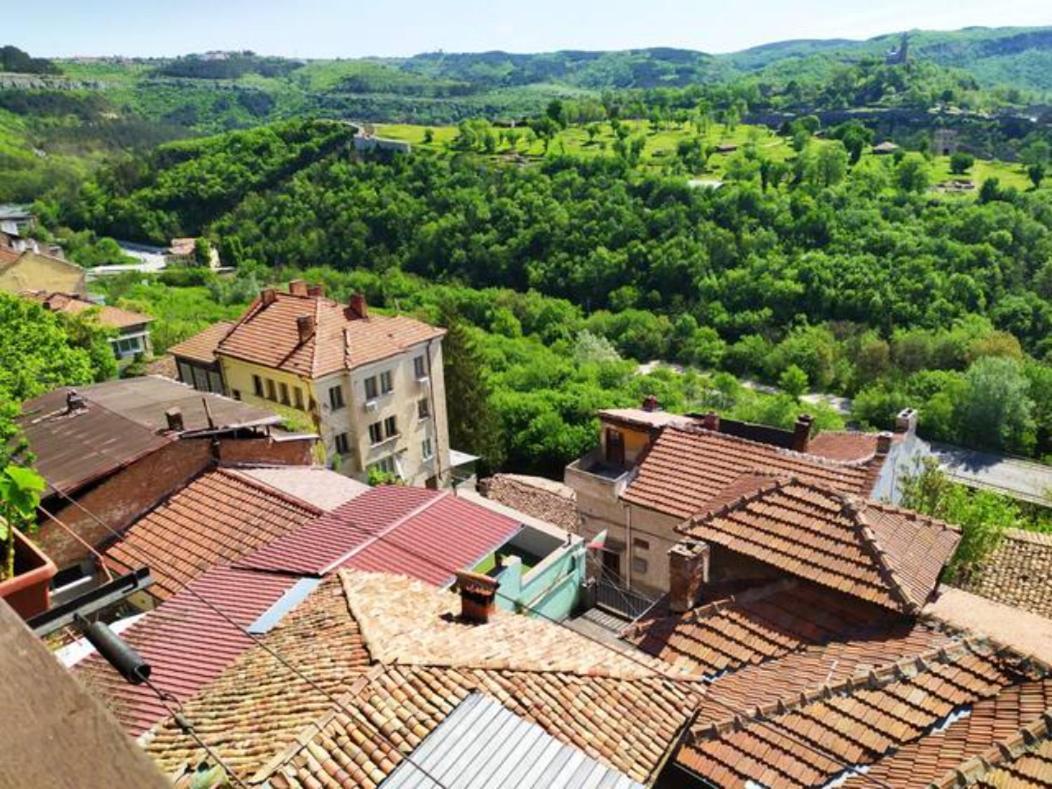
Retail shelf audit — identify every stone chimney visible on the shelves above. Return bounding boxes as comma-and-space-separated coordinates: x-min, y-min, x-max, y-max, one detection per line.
701, 411, 720, 431
288, 279, 308, 297
165, 407, 185, 432
668, 541, 710, 614
307, 284, 325, 298
296, 315, 315, 344
876, 431, 893, 455
455, 570, 498, 624
260, 288, 277, 306
348, 293, 368, 320
791, 414, 814, 453
894, 408, 918, 436
642, 395, 659, 412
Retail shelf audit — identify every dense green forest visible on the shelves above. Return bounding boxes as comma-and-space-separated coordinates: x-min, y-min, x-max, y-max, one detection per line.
44, 116, 1052, 463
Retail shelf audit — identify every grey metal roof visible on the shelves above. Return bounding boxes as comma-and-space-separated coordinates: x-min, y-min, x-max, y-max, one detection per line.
381, 692, 643, 789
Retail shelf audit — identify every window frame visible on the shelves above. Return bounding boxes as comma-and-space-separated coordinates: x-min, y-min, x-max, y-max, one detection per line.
280, 382, 291, 406
266, 378, 277, 402
253, 375, 264, 397
293, 386, 304, 410
334, 432, 350, 455
413, 354, 427, 379
380, 369, 394, 394
421, 437, 433, 460
368, 422, 383, 445
417, 397, 430, 419
363, 376, 378, 401
328, 383, 345, 411
383, 415, 398, 439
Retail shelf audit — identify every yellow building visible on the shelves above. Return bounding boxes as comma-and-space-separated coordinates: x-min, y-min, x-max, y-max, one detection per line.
0, 249, 86, 297
170, 281, 457, 487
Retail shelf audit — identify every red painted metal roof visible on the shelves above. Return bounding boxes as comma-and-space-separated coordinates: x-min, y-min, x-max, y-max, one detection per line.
76, 565, 298, 736
237, 487, 522, 585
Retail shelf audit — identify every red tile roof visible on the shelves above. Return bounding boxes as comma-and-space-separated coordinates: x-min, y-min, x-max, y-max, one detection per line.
166, 320, 235, 364
76, 564, 299, 736
22, 290, 153, 329
806, 430, 882, 462
103, 469, 320, 600
214, 291, 444, 378
678, 476, 960, 612
237, 487, 522, 586
622, 426, 884, 519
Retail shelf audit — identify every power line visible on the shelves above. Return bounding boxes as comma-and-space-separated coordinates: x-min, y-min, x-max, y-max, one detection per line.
46, 477, 896, 789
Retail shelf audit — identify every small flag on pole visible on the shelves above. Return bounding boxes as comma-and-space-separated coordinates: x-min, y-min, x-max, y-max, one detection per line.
587, 530, 608, 551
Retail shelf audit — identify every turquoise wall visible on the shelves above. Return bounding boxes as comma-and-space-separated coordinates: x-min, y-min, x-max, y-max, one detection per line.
491, 543, 585, 621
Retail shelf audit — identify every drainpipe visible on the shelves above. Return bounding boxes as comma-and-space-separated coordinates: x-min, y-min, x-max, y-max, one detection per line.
625, 504, 633, 592
425, 337, 444, 487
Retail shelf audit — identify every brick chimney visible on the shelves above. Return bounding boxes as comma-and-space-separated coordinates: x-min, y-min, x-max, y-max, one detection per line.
296, 314, 315, 344
791, 414, 814, 453
65, 390, 86, 413
348, 293, 368, 320
701, 411, 720, 431
876, 431, 893, 455
668, 541, 710, 614
894, 408, 918, 436
307, 284, 325, 298
288, 279, 308, 297
455, 570, 498, 624
642, 395, 659, 412
260, 288, 277, 306
165, 407, 185, 432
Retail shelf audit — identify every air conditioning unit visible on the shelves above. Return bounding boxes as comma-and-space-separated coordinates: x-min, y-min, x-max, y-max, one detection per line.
416, 374, 430, 384
364, 399, 378, 412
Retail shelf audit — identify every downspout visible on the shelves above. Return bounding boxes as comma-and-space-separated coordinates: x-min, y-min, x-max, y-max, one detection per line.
425, 337, 444, 487
625, 503, 633, 592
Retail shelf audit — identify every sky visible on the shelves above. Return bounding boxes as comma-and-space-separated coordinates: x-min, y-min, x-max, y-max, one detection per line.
9, 0, 1051, 59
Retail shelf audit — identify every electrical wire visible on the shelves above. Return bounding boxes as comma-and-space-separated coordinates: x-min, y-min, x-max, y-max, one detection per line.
44, 477, 896, 789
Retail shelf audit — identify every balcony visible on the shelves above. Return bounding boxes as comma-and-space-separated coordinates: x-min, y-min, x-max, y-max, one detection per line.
564, 448, 634, 501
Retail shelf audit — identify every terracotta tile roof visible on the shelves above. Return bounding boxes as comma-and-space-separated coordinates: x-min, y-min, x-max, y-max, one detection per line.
237, 488, 522, 587
807, 430, 882, 462
76, 565, 300, 736
957, 529, 1052, 620
215, 292, 444, 378
103, 469, 320, 600
21, 290, 153, 329
680, 639, 1049, 787
621, 426, 884, 519
166, 320, 235, 364
147, 571, 700, 787
0, 246, 20, 266
678, 476, 960, 612
624, 580, 943, 678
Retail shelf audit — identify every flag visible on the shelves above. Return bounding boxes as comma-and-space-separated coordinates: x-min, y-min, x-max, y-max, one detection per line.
587, 530, 608, 551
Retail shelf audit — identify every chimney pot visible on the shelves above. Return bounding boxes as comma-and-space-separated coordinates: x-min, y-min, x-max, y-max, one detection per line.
165, 407, 185, 432
642, 395, 659, 412
260, 288, 277, 306
701, 410, 720, 431
894, 408, 918, 436
876, 431, 893, 454
668, 541, 710, 614
66, 390, 85, 412
791, 414, 814, 453
455, 570, 498, 624
296, 314, 315, 344
307, 284, 325, 298
348, 292, 368, 320
288, 279, 308, 297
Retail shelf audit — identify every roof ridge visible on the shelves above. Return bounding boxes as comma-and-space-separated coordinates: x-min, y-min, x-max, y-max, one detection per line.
931, 709, 1052, 788
697, 637, 995, 739
848, 497, 923, 614
670, 424, 877, 472
310, 293, 323, 378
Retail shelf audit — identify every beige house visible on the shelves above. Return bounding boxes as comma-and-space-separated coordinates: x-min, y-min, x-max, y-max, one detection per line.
0, 248, 86, 297
170, 282, 456, 487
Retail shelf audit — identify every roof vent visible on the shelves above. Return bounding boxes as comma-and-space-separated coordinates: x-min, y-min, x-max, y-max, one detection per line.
288, 279, 308, 297
66, 390, 86, 413
260, 288, 277, 306
348, 293, 368, 320
455, 570, 498, 624
165, 407, 185, 432
296, 314, 315, 344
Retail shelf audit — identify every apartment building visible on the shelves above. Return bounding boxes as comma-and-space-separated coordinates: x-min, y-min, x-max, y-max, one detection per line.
170, 281, 453, 486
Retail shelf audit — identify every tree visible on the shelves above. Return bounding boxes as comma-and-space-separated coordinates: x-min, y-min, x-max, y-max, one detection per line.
194, 237, 212, 267
949, 152, 974, 175
423, 128, 434, 144
1028, 163, 1045, 189
955, 356, 1036, 453
441, 313, 506, 474
895, 153, 931, 193
779, 364, 809, 400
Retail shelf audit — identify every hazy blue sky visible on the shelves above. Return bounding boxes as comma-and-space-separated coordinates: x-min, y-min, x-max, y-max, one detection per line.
10, 0, 1051, 58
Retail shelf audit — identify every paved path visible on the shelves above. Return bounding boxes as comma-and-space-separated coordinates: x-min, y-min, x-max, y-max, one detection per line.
927, 441, 1052, 506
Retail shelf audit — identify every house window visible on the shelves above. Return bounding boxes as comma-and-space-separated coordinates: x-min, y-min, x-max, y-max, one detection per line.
253, 375, 263, 397
371, 456, 397, 475
328, 384, 345, 410
334, 432, 350, 455
266, 379, 277, 401
380, 370, 393, 394
364, 376, 378, 400
421, 438, 433, 460
417, 398, 430, 419
414, 355, 427, 379
177, 361, 193, 384
293, 387, 304, 410
383, 415, 398, 439
633, 538, 650, 551
631, 556, 649, 575
232, 389, 242, 401
208, 371, 224, 394
368, 422, 383, 445
280, 382, 290, 406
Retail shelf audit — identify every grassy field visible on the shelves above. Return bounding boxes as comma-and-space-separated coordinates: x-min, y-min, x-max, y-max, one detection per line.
375, 119, 1040, 195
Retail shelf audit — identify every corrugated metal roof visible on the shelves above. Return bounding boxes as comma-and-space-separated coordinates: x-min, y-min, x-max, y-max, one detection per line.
74, 564, 299, 736
381, 692, 644, 789
237, 487, 521, 587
